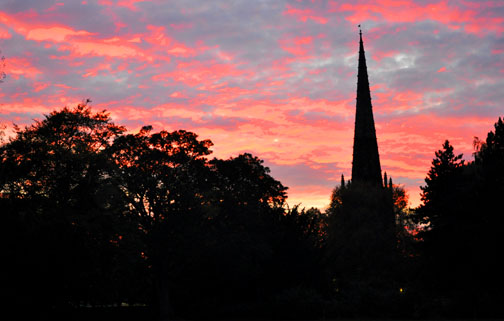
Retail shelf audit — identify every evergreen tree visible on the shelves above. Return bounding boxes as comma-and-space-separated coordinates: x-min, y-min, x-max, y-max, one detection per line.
419, 140, 464, 218
474, 117, 504, 205
472, 117, 504, 313
416, 140, 479, 316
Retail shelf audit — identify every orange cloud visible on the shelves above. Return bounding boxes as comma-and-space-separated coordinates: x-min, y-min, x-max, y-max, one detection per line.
64, 41, 139, 57
26, 27, 92, 42
287, 185, 336, 210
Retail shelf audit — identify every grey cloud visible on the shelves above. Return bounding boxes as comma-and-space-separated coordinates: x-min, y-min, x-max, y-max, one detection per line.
0, 0, 52, 13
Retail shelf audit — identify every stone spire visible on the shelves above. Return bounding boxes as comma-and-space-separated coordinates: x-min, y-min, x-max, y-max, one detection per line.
351, 29, 382, 185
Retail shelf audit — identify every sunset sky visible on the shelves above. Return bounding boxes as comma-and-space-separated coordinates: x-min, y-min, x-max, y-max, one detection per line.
0, 0, 503, 209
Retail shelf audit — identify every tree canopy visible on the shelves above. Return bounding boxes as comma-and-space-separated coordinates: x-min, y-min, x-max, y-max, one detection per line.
0, 104, 325, 320
2, 103, 504, 319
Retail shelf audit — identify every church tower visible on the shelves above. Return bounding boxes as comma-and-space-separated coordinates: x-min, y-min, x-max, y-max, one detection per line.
351, 29, 382, 186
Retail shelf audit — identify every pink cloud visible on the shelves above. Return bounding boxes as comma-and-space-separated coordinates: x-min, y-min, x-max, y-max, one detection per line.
144, 25, 199, 57
279, 35, 314, 57
333, 0, 504, 34
63, 41, 139, 58
116, 0, 149, 11
283, 4, 328, 24
0, 26, 11, 39
5, 57, 42, 79
155, 60, 251, 88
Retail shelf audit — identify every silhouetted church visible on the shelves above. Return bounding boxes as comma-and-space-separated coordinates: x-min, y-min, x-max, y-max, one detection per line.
351, 29, 385, 186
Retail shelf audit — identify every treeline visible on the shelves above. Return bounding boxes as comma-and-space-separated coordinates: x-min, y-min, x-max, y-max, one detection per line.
412, 117, 504, 317
0, 104, 325, 320
1, 103, 503, 319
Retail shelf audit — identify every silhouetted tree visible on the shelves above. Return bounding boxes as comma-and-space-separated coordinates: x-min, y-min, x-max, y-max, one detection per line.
0, 104, 148, 315
415, 140, 481, 317
418, 140, 465, 226
471, 117, 504, 315
474, 117, 504, 211
109, 130, 312, 319
108, 125, 214, 320
109, 126, 213, 224
161, 153, 288, 318
209, 153, 287, 208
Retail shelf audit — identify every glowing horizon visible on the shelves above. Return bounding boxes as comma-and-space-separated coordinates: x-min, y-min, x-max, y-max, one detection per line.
1, 0, 503, 209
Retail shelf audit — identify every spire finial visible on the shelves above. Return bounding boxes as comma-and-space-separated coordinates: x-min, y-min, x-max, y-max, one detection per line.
358, 24, 362, 36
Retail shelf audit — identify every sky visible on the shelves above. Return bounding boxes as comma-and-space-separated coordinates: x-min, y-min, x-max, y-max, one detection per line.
0, 0, 503, 209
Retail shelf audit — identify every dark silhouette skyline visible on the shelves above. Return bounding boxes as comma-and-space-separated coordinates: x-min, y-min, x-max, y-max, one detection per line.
2, 99, 504, 320
1, 17, 504, 318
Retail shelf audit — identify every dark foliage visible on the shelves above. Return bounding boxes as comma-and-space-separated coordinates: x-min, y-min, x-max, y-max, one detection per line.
3, 104, 504, 319
323, 179, 409, 318
0, 105, 326, 320
0, 104, 149, 317
411, 119, 504, 318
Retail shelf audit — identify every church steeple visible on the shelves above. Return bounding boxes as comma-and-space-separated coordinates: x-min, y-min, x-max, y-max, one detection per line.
351, 28, 382, 185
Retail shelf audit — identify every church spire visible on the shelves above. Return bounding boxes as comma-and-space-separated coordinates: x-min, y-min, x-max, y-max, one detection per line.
351, 28, 382, 185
